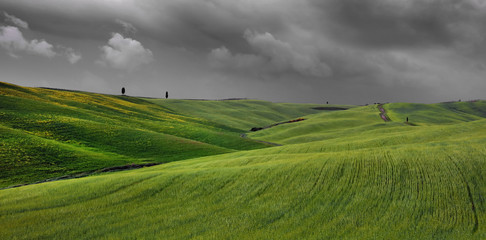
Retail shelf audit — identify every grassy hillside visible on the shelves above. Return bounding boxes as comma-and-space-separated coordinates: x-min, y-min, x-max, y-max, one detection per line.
248, 105, 381, 144
1, 84, 485, 239
2, 135, 485, 239
148, 98, 354, 131
386, 101, 486, 125
1, 82, 290, 187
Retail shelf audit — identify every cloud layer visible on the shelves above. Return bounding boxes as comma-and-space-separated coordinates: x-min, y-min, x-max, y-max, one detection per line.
313, 0, 486, 50
209, 30, 332, 78
0, 0, 485, 103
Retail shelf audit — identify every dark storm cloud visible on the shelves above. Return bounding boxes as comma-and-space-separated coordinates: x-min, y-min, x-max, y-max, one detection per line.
208, 30, 333, 78
0, 0, 485, 104
0, 0, 289, 51
159, 0, 290, 52
1, 0, 485, 54
0, 0, 140, 41
312, 0, 486, 50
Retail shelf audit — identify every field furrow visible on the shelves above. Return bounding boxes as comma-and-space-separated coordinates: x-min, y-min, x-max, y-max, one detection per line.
1, 83, 486, 239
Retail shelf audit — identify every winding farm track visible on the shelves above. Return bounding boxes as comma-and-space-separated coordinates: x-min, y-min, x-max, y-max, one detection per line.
378, 104, 391, 121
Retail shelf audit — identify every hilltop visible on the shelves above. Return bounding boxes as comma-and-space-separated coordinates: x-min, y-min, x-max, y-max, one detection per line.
1, 82, 485, 239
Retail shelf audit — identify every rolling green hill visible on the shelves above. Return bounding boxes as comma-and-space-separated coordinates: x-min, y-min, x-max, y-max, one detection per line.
1, 82, 486, 239
386, 101, 486, 125
147, 98, 354, 131
0, 82, 296, 187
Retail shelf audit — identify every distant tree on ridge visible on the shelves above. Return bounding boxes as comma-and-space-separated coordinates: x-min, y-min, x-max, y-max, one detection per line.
166, 91, 168, 99
122, 87, 125, 95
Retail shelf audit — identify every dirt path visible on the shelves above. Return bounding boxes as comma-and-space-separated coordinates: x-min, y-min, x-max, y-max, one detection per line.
240, 133, 282, 146
378, 104, 390, 122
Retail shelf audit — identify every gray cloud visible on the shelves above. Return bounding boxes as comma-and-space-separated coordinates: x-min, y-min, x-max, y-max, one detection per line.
312, 0, 486, 50
159, 0, 293, 52
209, 30, 332, 78
98, 33, 153, 71
60, 46, 82, 64
208, 46, 265, 72
116, 19, 137, 36
3, 11, 28, 29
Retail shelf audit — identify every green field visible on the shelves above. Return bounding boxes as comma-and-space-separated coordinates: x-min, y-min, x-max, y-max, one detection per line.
1, 82, 486, 239
1, 82, 314, 187
148, 98, 354, 131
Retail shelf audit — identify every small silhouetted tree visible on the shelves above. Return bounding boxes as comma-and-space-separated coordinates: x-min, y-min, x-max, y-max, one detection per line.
121, 87, 125, 95
165, 91, 168, 99
406, 117, 408, 122
326, 101, 329, 104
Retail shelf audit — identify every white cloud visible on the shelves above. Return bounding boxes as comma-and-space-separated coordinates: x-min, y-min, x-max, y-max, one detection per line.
28, 39, 56, 58
0, 26, 28, 50
1, 12, 82, 62
0, 26, 56, 58
3, 12, 29, 29
99, 33, 154, 71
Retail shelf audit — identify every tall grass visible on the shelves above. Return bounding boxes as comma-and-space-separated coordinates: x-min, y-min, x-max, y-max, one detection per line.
1, 82, 485, 239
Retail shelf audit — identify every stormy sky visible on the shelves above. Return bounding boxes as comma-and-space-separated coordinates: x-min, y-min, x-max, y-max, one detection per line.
0, 0, 485, 104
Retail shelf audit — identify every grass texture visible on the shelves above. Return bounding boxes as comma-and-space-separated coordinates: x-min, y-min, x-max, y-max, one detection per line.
0, 82, 280, 187
1, 82, 485, 239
